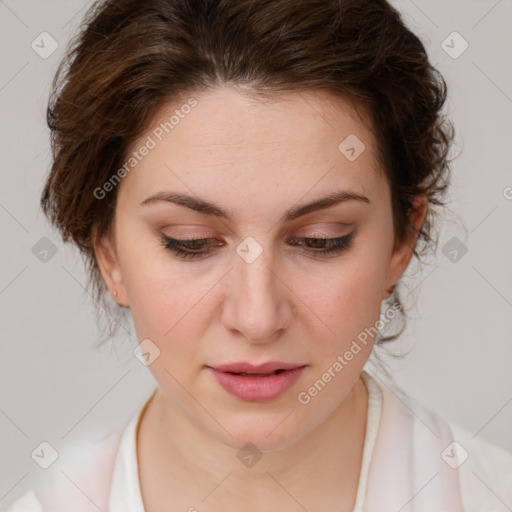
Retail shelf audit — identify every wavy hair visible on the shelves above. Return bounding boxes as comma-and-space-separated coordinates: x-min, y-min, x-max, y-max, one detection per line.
41, 0, 456, 349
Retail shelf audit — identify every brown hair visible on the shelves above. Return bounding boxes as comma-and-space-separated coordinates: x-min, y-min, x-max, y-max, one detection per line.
41, 0, 455, 348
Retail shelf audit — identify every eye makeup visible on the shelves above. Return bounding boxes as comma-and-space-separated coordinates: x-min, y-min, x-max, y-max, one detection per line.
159, 232, 355, 261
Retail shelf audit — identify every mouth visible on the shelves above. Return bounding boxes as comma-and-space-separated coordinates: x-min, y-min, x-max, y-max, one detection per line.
224, 369, 288, 377
206, 362, 307, 402
209, 361, 306, 374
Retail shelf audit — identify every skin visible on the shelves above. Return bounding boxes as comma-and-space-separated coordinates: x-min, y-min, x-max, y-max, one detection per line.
94, 86, 427, 511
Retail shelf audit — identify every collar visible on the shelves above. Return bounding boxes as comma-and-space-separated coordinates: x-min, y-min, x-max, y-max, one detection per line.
363, 371, 465, 510
108, 387, 156, 512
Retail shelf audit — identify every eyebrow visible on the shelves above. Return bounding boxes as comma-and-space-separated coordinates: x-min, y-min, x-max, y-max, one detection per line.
140, 190, 370, 223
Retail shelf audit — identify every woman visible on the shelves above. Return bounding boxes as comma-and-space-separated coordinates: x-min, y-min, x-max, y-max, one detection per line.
5, 0, 511, 510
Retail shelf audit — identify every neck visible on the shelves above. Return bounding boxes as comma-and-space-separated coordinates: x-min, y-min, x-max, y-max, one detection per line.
137, 375, 369, 510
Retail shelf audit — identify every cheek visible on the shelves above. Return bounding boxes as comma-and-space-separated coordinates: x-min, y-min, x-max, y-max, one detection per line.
127, 273, 193, 341
120, 248, 216, 353
303, 254, 388, 352
117, 212, 390, 347
114, 234, 183, 337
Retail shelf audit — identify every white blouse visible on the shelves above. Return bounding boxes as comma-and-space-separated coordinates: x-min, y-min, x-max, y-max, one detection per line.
4, 370, 511, 511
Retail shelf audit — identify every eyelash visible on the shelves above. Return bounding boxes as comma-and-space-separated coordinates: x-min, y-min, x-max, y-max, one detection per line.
159, 232, 354, 260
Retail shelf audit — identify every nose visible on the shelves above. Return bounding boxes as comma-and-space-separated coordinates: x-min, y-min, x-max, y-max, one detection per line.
221, 244, 293, 345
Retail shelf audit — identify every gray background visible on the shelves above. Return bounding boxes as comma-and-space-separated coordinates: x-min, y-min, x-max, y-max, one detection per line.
1, 0, 511, 506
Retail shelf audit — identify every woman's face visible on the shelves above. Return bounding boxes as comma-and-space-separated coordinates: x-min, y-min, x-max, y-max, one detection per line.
95, 86, 421, 451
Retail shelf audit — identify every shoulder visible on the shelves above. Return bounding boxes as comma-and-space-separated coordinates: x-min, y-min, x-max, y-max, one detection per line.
399, 390, 512, 510
3, 429, 123, 512
365, 371, 512, 511
448, 420, 512, 511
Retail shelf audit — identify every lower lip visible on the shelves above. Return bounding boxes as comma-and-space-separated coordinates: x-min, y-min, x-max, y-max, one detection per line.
207, 366, 307, 402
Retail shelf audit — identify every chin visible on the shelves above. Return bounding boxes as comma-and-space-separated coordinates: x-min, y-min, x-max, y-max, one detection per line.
208, 414, 308, 454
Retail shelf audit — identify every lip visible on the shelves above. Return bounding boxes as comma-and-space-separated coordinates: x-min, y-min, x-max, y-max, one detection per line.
206, 362, 307, 402
210, 361, 306, 374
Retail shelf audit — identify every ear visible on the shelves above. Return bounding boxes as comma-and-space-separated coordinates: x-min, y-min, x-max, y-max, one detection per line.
92, 224, 130, 307
383, 194, 428, 300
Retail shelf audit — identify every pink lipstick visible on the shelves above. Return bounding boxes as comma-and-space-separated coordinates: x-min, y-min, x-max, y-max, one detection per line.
206, 361, 307, 402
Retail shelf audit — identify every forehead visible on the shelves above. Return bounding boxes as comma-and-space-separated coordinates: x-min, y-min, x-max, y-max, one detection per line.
119, 86, 384, 206
146, 86, 374, 148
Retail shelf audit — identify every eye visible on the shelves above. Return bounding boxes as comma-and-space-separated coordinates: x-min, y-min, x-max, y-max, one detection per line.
159, 232, 355, 261
159, 235, 219, 260
288, 232, 354, 256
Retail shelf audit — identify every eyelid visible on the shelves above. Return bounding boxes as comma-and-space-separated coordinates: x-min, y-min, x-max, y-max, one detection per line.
159, 227, 215, 239
160, 222, 353, 238
159, 221, 355, 241
159, 231, 355, 261
296, 226, 352, 237
283, 225, 353, 243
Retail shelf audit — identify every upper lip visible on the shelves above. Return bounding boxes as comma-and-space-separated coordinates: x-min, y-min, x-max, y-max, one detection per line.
209, 361, 307, 374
